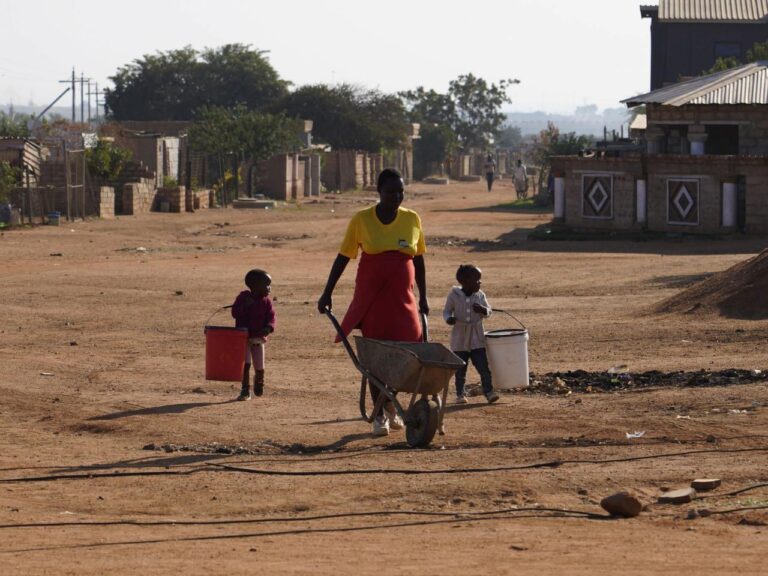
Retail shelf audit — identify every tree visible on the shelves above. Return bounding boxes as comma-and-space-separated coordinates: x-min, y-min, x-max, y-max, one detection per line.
0, 112, 30, 138
496, 124, 523, 149
278, 84, 409, 151
105, 44, 289, 120
188, 104, 302, 195
530, 122, 593, 198
0, 161, 21, 204
190, 104, 301, 162
412, 123, 457, 178
402, 74, 518, 151
702, 39, 768, 74
85, 140, 132, 182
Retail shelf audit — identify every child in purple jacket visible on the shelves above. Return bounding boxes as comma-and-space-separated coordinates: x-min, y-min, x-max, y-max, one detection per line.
231, 269, 276, 400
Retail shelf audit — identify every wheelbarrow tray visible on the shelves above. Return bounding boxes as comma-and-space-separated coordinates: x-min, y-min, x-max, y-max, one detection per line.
353, 337, 464, 395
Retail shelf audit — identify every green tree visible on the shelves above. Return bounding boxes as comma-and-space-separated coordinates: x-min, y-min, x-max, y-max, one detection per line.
702, 39, 768, 74
190, 104, 301, 161
496, 124, 523, 149
449, 74, 518, 149
105, 44, 289, 120
531, 122, 593, 197
401, 74, 518, 150
189, 104, 302, 196
0, 161, 21, 203
85, 140, 133, 181
278, 84, 409, 151
0, 112, 30, 138
412, 123, 457, 179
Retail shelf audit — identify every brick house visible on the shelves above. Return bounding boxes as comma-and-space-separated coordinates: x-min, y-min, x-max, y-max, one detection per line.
642, 0, 768, 89
551, 61, 768, 234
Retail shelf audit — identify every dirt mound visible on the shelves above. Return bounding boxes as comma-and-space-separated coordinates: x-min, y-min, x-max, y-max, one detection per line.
655, 249, 768, 318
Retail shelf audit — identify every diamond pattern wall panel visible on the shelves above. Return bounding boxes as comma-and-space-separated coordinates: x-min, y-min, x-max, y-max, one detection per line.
667, 179, 700, 225
582, 175, 613, 219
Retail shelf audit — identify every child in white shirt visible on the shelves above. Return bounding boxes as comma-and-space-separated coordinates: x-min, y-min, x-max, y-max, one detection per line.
443, 264, 499, 404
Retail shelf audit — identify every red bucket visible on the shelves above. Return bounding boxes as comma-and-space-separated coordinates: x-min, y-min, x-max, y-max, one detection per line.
204, 326, 248, 381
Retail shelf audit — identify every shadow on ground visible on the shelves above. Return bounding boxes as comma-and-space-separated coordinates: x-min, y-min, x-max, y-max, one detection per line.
89, 401, 236, 421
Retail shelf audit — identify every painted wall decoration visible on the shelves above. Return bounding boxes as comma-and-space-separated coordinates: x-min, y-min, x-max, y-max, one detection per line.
667, 179, 699, 226
582, 174, 613, 219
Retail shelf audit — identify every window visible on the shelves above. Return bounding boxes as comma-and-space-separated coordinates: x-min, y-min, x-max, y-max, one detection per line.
715, 42, 741, 59
705, 125, 739, 155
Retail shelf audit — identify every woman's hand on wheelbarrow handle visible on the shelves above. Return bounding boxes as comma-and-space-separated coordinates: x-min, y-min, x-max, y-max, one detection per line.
317, 292, 332, 314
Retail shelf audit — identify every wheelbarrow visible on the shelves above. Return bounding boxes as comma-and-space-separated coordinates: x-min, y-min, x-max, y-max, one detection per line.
325, 309, 465, 448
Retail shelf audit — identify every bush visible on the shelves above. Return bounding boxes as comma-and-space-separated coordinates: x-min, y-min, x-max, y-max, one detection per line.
86, 140, 132, 182
0, 161, 20, 204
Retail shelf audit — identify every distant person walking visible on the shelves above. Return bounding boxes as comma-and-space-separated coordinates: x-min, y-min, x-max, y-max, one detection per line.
513, 159, 528, 199
483, 154, 496, 192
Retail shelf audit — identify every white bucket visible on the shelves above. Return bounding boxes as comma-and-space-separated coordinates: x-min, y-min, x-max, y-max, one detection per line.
485, 328, 529, 389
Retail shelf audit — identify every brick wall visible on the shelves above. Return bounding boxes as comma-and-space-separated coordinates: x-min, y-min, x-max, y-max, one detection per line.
556, 156, 645, 232
98, 187, 115, 219
154, 186, 185, 212
120, 179, 156, 215
648, 104, 768, 155
256, 154, 292, 200
193, 189, 210, 210
553, 154, 768, 234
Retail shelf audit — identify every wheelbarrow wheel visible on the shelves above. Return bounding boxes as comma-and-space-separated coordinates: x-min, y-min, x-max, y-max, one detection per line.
406, 399, 439, 448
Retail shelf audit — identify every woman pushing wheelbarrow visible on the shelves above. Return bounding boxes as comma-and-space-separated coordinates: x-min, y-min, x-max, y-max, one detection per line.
318, 169, 463, 446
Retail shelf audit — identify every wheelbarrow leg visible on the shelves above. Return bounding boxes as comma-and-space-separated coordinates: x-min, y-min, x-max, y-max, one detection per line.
359, 376, 373, 422
436, 387, 448, 436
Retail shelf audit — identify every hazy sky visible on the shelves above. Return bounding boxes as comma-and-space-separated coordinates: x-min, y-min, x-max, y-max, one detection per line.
1, 0, 651, 114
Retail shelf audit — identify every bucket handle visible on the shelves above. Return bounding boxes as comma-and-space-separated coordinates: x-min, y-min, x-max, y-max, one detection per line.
204, 305, 233, 329
490, 308, 527, 331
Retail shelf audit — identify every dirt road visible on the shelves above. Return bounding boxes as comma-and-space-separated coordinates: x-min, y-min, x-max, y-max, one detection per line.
2, 179, 767, 574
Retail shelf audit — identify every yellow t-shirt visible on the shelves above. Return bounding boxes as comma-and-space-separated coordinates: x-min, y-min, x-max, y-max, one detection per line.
339, 206, 426, 259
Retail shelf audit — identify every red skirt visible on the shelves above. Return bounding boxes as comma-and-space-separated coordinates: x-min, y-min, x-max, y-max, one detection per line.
337, 251, 422, 343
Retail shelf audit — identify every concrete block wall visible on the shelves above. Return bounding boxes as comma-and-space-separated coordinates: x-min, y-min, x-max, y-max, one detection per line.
193, 189, 210, 210
98, 186, 115, 219
648, 103, 768, 156
320, 151, 361, 192
154, 186, 185, 212
120, 179, 156, 215
553, 153, 768, 235
740, 123, 768, 155
256, 154, 292, 200
743, 167, 768, 233
645, 156, 726, 234
556, 156, 644, 232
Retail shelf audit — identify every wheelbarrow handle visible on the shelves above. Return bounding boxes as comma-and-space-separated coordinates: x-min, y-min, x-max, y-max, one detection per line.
420, 312, 429, 343
323, 308, 363, 372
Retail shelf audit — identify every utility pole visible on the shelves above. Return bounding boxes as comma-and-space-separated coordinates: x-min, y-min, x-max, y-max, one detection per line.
79, 73, 91, 124
87, 82, 102, 123
59, 68, 76, 122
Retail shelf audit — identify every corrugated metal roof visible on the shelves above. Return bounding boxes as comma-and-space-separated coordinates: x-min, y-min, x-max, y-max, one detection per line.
658, 0, 768, 21
623, 61, 768, 106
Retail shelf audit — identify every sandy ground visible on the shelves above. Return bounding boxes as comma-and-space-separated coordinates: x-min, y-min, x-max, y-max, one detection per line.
1, 178, 767, 575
